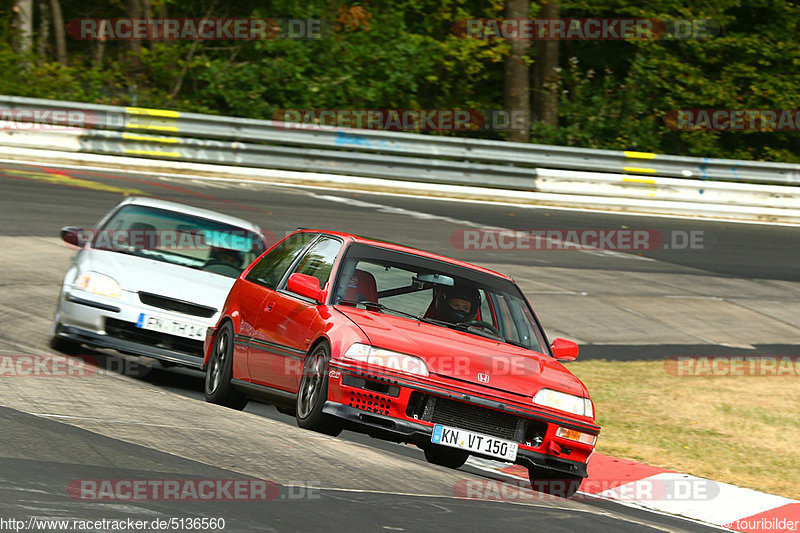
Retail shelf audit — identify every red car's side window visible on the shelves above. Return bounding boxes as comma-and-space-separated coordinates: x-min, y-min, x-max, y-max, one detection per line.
245, 233, 316, 289
287, 237, 343, 290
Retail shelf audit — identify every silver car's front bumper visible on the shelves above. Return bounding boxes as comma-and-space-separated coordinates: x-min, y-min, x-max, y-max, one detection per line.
53, 288, 214, 369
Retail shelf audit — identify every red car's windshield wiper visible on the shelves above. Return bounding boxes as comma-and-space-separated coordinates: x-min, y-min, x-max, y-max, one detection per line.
337, 299, 435, 324
338, 301, 484, 334
419, 317, 531, 349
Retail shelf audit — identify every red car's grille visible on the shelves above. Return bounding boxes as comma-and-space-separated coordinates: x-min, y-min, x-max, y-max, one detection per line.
412, 395, 524, 442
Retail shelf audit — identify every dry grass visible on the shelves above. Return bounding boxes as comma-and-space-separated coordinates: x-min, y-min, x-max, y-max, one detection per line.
567, 359, 800, 500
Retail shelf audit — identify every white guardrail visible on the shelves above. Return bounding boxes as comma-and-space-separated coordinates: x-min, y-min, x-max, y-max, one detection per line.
0, 95, 799, 223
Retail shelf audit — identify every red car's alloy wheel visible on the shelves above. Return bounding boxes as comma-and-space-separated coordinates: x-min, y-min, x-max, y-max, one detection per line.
297, 351, 325, 419
296, 344, 342, 436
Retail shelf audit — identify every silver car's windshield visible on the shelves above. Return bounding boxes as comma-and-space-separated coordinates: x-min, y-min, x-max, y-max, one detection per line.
94, 205, 265, 278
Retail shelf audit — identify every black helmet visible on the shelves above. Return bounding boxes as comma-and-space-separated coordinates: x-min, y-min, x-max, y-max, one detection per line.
435, 283, 480, 323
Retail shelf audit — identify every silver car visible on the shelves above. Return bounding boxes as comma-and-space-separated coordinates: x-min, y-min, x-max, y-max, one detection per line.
50, 197, 268, 369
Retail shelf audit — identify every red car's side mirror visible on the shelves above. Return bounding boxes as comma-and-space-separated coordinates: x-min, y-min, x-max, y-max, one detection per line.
61, 227, 84, 247
287, 273, 324, 304
551, 338, 579, 361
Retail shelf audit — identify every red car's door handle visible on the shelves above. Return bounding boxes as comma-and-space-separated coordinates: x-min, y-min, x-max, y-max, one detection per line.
265, 300, 275, 311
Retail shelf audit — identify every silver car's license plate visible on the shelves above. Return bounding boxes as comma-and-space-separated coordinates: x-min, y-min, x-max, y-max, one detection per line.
136, 313, 205, 340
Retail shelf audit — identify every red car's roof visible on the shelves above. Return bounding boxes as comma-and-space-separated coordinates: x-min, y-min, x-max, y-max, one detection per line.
295, 229, 513, 282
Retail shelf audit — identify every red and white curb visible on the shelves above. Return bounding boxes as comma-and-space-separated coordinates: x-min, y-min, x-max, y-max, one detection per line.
466, 454, 799, 532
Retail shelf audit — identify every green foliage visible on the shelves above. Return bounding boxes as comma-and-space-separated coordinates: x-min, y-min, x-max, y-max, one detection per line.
1, 0, 799, 161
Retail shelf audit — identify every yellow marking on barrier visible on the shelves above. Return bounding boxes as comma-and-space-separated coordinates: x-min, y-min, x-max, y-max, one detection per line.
123, 149, 181, 157
623, 151, 656, 159
125, 107, 180, 118
125, 107, 180, 132
623, 166, 657, 174
622, 177, 657, 185
3, 169, 143, 195
122, 133, 180, 144
124, 120, 179, 132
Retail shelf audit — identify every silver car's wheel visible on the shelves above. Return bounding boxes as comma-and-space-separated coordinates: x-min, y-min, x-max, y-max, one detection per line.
49, 331, 81, 356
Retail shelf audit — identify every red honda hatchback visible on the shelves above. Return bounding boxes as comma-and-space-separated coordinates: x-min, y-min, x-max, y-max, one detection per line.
203, 229, 599, 497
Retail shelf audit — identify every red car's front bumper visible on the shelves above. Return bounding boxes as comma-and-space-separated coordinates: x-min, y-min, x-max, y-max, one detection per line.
327, 360, 599, 478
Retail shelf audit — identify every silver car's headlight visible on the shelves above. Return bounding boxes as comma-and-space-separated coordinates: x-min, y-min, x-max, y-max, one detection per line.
533, 388, 593, 417
74, 272, 123, 299
343, 343, 429, 377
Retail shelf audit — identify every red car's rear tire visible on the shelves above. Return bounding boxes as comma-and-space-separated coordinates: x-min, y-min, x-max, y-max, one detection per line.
296, 344, 342, 437
423, 445, 469, 469
204, 322, 247, 410
527, 466, 583, 498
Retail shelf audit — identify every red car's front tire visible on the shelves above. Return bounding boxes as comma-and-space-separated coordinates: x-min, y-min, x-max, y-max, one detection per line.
296, 344, 342, 437
527, 466, 583, 499
423, 445, 469, 469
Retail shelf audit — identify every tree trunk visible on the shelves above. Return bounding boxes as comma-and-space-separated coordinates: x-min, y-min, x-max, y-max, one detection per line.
38, 0, 50, 58
503, 0, 531, 142
50, 0, 67, 65
533, 2, 560, 128
13, 0, 34, 57
142, 0, 152, 20
93, 32, 106, 68
124, 0, 143, 75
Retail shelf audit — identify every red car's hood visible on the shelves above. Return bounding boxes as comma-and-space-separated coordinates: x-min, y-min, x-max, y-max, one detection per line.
335, 307, 587, 397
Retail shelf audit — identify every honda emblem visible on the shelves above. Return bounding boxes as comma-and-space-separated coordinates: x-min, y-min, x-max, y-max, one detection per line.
478, 373, 489, 383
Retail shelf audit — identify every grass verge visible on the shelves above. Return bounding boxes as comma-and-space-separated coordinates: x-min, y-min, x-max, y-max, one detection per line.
567, 359, 800, 500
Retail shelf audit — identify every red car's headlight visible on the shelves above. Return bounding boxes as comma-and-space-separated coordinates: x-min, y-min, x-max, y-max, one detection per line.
533, 388, 593, 417
343, 343, 430, 377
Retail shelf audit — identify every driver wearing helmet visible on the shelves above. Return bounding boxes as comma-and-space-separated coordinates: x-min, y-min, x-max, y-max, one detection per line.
433, 283, 480, 324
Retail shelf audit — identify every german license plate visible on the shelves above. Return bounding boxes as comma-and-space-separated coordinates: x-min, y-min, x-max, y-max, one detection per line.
136, 313, 205, 340
431, 424, 518, 461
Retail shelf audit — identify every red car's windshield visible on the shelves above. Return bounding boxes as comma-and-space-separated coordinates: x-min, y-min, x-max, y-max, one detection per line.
332, 244, 548, 353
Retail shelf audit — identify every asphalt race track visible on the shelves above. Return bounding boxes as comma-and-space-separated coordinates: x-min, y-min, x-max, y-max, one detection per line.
2, 160, 797, 532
